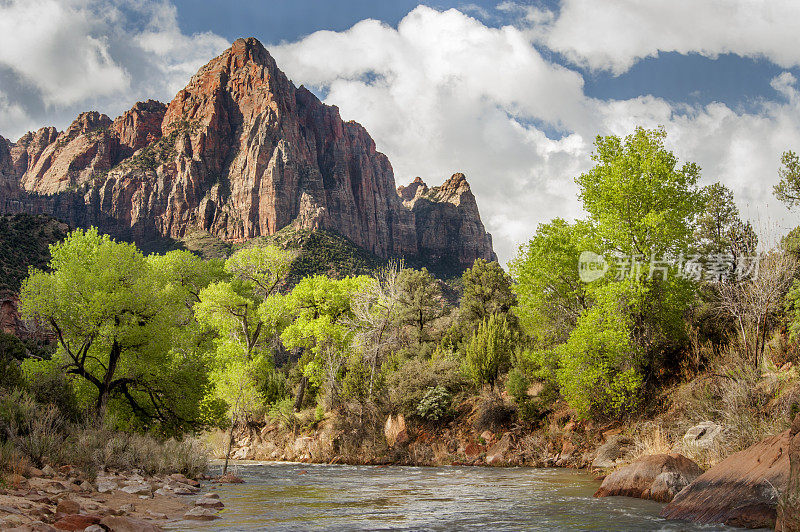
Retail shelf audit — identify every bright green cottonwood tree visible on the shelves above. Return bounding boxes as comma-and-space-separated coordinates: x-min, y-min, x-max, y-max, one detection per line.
280, 274, 370, 407
510, 218, 594, 346
20, 229, 182, 421
194, 243, 295, 474
513, 127, 704, 419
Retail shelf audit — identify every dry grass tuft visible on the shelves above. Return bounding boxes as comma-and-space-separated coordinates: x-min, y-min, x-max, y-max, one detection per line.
630, 422, 674, 460
650, 345, 799, 469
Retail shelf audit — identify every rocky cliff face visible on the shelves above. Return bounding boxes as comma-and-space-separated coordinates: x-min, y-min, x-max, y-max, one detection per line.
398, 173, 497, 270
0, 135, 17, 199
0, 38, 494, 272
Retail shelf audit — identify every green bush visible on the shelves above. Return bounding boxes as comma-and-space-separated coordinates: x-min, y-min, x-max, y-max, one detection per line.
555, 282, 644, 419
267, 397, 295, 428
416, 385, 453, 421
505, 369, 553, 423
21, 358, 80, 421
505, 368, 529, 403
341, 354, 373, 403
0, 332, 27, 361
387, 357, 468, 416
0, 348, 23, 392
463, 314, 513, 388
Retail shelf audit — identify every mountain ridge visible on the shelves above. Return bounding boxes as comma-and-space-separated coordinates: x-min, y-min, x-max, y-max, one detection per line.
0, 37, 496, 272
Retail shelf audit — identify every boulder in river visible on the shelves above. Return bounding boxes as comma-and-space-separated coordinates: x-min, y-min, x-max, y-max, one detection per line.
661, 429, 790, 529
195, 497, 225, 509
594, 453, 702, 503
184, 506, 221, 521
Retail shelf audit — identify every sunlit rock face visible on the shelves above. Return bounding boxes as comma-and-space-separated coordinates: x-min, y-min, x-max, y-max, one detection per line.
1, 38, 495, 271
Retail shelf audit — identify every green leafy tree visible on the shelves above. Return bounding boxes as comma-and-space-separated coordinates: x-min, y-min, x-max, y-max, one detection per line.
783, 226, 800, 258
774, 150, 800, 208
576, 127, 701, 352
194, 244, 295, 474
696, 183, 739, 255
20, 229, 173, 416
281, 274, 369, 407
463, 313, 513, 389
19, 230, 219, 434
415, 385, 453, 421
460, 259, 517, 325
149, 250, 226, 307
510, 219, 592, 345
512, 127, 704, 419
556, 280, 644, 419
0, 331, 27, 362
695, 183, 757, 278
397, 267, 448, 345
577, 126, 701, 258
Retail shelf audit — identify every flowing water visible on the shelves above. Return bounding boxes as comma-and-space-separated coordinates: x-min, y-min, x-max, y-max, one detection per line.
170, 462, 753, 531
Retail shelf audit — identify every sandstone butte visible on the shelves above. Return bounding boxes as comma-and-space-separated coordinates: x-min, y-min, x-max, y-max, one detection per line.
0, 37, 496, 272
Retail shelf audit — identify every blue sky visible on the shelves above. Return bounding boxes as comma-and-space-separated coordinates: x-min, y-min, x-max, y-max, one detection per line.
169, 0, 799, 113
1, 0, 799, 262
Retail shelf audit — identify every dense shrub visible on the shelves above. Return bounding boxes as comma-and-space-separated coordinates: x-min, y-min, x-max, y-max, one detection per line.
0, 389, 208, 477
21, 358, 81, 421
463, 314, 513, 388
341, 354, 373, 403
0, 332, 27, 361
387, 357, 468, 416
555, 281, 645, 419
416, 385, 453, 421
257, 367, 290, 406
0, 349, 23, 392
473, 392, 516, 433
0, 390, 64, 467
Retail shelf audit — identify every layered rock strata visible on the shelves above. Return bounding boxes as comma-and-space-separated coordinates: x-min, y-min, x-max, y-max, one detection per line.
0, 38, 495, 271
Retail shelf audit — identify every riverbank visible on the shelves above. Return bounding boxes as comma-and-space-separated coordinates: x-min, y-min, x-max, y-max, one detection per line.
216, 367, 797, 472
209, 361, 800, 530
0, 468, 235, 530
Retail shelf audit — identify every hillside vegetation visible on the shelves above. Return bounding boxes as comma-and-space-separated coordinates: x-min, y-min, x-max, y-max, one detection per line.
0, 214, 67, 291
2, 127, 799, 495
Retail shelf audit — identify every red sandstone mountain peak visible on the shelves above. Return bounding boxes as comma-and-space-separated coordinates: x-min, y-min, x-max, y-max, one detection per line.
0, 37, 496, 273
112, 100, 166, 156
398, 176, 429, 202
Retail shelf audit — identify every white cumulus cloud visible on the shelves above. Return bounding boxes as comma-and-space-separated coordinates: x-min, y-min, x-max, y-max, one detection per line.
271, 5, 800, 263
531, 0, 800, 75
0, 0, 228, 140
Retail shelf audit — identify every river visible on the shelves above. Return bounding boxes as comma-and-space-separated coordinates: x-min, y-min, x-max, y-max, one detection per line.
171, 462, 753, 531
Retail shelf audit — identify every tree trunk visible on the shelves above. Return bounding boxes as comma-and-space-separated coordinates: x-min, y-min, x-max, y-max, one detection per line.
293, 376, 307, 412
95, 339, 122, 415
222, 412, 236, 476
